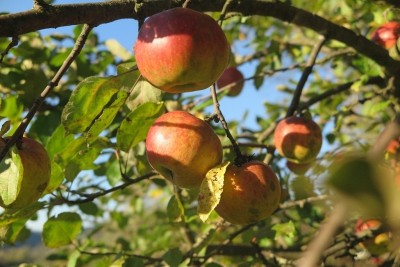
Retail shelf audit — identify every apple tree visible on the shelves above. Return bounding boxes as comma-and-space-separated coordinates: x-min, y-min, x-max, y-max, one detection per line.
1, 0, 400, 266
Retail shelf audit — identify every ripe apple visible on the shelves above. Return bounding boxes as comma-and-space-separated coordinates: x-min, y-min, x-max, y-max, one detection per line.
214, 161, 281, 225
134, 8, 230, 93
371, 21, 400, 49
145, 111, 223, 188
286, 160, 311, 175
386, 138, 400, 155
216, 67, 244, 97
273, 116, 322, 164
355, 219, 390, 256
0, 137, 51, 209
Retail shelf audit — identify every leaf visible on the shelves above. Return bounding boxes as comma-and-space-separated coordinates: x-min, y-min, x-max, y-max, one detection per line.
167, 195, 184, 223
44, 161, 64, 194
42, 212, 82, 248
117, 102, 165, 152
0, 120, 10, 137
0, 202, 44, 227
0, 218, 30, 244
105, 39, 131, 61
197, 162, 230, 222
326, 154, 385, 216
272, 221, 297, 240
61, 76, 121, 134
0, 148, 23, 206
125, 77, 163, 111
85, 88, 128, 139
162, 248, 183, 267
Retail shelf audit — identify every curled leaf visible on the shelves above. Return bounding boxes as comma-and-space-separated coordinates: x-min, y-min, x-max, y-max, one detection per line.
197, 162, 229, 222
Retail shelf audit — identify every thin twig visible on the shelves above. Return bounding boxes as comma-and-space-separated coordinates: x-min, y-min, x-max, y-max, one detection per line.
61, 172, 157, 204
210, 84, 245, 164
0, 24, 94, 163
0, 36, 18, 64
286, 36, 327, 117
279, 194, 329, 210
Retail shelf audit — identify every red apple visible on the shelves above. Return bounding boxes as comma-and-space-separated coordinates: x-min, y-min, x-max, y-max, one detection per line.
134, 8, 230, 93
355, 219, 390, 255
386, 138, 400, 155
216, 67, 244, 97
215, 161, 281, 225
286, 160, 311, 175
0, 137, 51, 209
371, 21, 400, 49
274, 116, 322, 164
145, 111, 223, 188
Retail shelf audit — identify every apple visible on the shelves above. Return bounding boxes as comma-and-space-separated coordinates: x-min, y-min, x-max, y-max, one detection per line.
216, 67, 244, 97
273, 116, 322, 164
214, 161, 281, 225
355, 219, 390, 256
134, 8, 230, 93
286, 160, 311, 175
371, 21, 400, 49
145, 111, 223, 188
0, 137, 51, 209
386, 138, 400, 155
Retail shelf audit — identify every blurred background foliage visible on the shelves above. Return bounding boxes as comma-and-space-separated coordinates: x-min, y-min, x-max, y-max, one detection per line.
1, 0, 400, 266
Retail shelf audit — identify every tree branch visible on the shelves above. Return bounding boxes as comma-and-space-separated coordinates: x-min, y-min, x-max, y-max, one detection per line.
1, 0, 399, 77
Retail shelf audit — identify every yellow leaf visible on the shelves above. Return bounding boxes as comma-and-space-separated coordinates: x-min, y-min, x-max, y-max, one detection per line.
197, 162, 229, 223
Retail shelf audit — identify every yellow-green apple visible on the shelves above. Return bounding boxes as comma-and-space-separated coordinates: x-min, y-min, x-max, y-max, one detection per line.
145, 111, 222, 188
355, 219, 391, 256
215, 161, 281, 225
274, 116, 322, 164
0, 137, 51, 209
286, 160, 311, 175
372, 21, 400, 49
217, 67, 244, 97
134, 8, 230, 93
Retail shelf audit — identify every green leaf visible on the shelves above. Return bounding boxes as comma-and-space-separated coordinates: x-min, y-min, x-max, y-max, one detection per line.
42, 212, 82, 248
79, 202, 99, 216
125, 77, 163, 111
1, 218, 30, 244
44, 161, 64, 194
46, 124, 75, 159
167, 195, 184, 223
117, 102, 165, 152
272, 221, 297, 240
0, 120, 10, 137
0, 202, 44, 227
0, 95, 23, 121
197, 162, 229, 222
326, 154, 385, 216
0, 148, 23, 206
61, 76, 121, 134
85, 88, 128, 139
162, 248, 183, 267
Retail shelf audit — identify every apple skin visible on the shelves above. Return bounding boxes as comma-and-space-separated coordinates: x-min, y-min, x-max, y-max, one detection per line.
0, 137, 51, 209
216, 67, 244, 97
355, 219, 390, 256
371, 21, 400, 49
134, 8, 230, 93
145, 111, 223, 188
274, 116, 322, 164
215, 161, 281, 225
286, 160, 311, 175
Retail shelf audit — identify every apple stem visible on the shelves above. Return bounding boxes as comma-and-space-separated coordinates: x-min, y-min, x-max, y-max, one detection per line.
0, 24, 94, 163
210, 83, 246, 165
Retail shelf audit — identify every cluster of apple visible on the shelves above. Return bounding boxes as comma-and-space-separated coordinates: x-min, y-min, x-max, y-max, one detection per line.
0, 137, 51, 209
274, 115, 323, 175
136, 8, 280, 225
